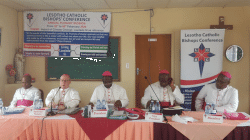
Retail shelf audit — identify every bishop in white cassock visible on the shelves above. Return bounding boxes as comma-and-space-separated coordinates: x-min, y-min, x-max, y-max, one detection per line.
141, 70, 184, 109
10, 74, 41, 107
45, 74, 81, 111
89, 71, 129, 108
195, 71, 239, 113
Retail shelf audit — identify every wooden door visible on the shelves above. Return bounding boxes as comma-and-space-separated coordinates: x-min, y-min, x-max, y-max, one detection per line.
135, 34, 171, 108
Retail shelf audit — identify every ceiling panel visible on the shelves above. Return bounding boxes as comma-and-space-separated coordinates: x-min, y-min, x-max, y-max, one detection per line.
11, 0, 55, 10
138, 0, 170, 9
106, 0, 137, 9
74, 0, 110, 10
167, 0, 202, 8
42, 0, 81, 9
225, 0, 250, 7
0, 0, 250, 11
196, 0, 235, 7
0, 0, 28, 11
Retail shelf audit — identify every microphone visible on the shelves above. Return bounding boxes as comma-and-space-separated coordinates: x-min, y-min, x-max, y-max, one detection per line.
47, 87, 61, 116
144, 76, 162, 111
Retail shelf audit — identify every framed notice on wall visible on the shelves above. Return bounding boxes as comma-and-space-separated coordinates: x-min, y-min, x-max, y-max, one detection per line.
45, 36, 120, 81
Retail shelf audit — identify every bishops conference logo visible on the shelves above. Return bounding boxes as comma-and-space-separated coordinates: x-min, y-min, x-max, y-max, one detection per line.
26, 13, 35, 27
189, 43, 215, 77
98, 14, 109, 29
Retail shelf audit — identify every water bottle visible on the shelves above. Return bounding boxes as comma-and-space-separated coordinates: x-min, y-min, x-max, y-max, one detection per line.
33, 99, 38, 109
36, 99, 41, 109
205, 103, 211, 114
0, 98, 3, 115
152, 102, 156, 113
149, 100, 154, 112
155, 101, 160, 113
96, 99, 101, 110
102, 99, 106, 109
210, 104, 217, 115
38, 99, 43, 109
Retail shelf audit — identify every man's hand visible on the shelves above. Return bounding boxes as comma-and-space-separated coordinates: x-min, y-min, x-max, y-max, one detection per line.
58, 105, 66, 111
114, 100, 122, 108
89, 102, 94, 109
48, 102, 57, 108
170, 79, 176, 92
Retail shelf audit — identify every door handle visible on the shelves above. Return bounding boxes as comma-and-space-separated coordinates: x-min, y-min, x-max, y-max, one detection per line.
137, 68, 141, 75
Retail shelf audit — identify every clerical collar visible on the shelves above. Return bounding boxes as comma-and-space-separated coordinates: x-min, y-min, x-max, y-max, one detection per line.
22, 85, 33, 90
103, 84, 113, 89
217, 85, 228, 92
60, 88, 69, 91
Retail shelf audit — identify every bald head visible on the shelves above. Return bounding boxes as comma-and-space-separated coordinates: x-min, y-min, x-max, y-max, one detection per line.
22, 74, 32, 89
60, 74, 71, 89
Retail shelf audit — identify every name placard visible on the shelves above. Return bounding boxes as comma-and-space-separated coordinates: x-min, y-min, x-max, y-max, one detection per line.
203, 114, 223, 124
91, 110, 107, 118
29, 108, 47, 116
145, 112, 164, 122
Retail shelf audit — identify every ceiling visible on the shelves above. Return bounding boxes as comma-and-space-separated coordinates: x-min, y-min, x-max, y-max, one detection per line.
0, 0, 250, 11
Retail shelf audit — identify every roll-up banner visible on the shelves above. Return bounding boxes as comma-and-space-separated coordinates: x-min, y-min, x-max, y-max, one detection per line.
180, 29, 225, 111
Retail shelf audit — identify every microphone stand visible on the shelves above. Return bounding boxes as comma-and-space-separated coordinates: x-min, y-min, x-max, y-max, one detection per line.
144, 76, 163, 112
47, 87, 61, 116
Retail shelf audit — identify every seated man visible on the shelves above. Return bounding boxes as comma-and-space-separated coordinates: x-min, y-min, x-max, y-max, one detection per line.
195, 71, 238, 112
10, 74, 41, 107
45, 74, 81, 110
89, 71, 129, 109
141, 70, 184, 108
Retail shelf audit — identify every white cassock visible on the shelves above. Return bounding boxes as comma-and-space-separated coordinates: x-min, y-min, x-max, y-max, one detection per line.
10, 86, 41, 107
195, 83, 239, 113
141, 81, 184, 108
45, 87, 81, 108
90, 84, 129, 108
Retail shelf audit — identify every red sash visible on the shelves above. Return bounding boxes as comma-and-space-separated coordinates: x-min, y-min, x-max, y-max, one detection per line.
16, 99, 33, 107
160, 102, 174, 108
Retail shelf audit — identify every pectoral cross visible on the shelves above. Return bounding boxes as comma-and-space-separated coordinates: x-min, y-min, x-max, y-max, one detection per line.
210, 16, 233, 30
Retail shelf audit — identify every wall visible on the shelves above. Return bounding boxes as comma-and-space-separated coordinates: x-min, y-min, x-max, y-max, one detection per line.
4, 7, 250, 113
0, 5, 18, 103
152, 7, 250, 113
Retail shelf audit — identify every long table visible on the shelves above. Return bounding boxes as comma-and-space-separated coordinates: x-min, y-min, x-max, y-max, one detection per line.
0, 108, 249, 140
154, 123, 250, 140
0, 108, 154, 140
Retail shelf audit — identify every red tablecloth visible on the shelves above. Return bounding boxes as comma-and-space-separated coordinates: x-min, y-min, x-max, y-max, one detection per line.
69, 110, 127, 140
154, 123, 250, 140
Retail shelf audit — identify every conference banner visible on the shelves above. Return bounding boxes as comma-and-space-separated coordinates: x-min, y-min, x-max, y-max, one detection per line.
180, 29, 225, 111
23, 11, 111, 57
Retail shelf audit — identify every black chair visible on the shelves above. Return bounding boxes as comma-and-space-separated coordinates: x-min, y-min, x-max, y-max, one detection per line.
39, 89, 44, 104
191, 91, 199, 111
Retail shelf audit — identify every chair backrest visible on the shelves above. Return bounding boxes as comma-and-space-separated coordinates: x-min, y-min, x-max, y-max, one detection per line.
191, 91, 200, 111
39, 89, 44, 104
